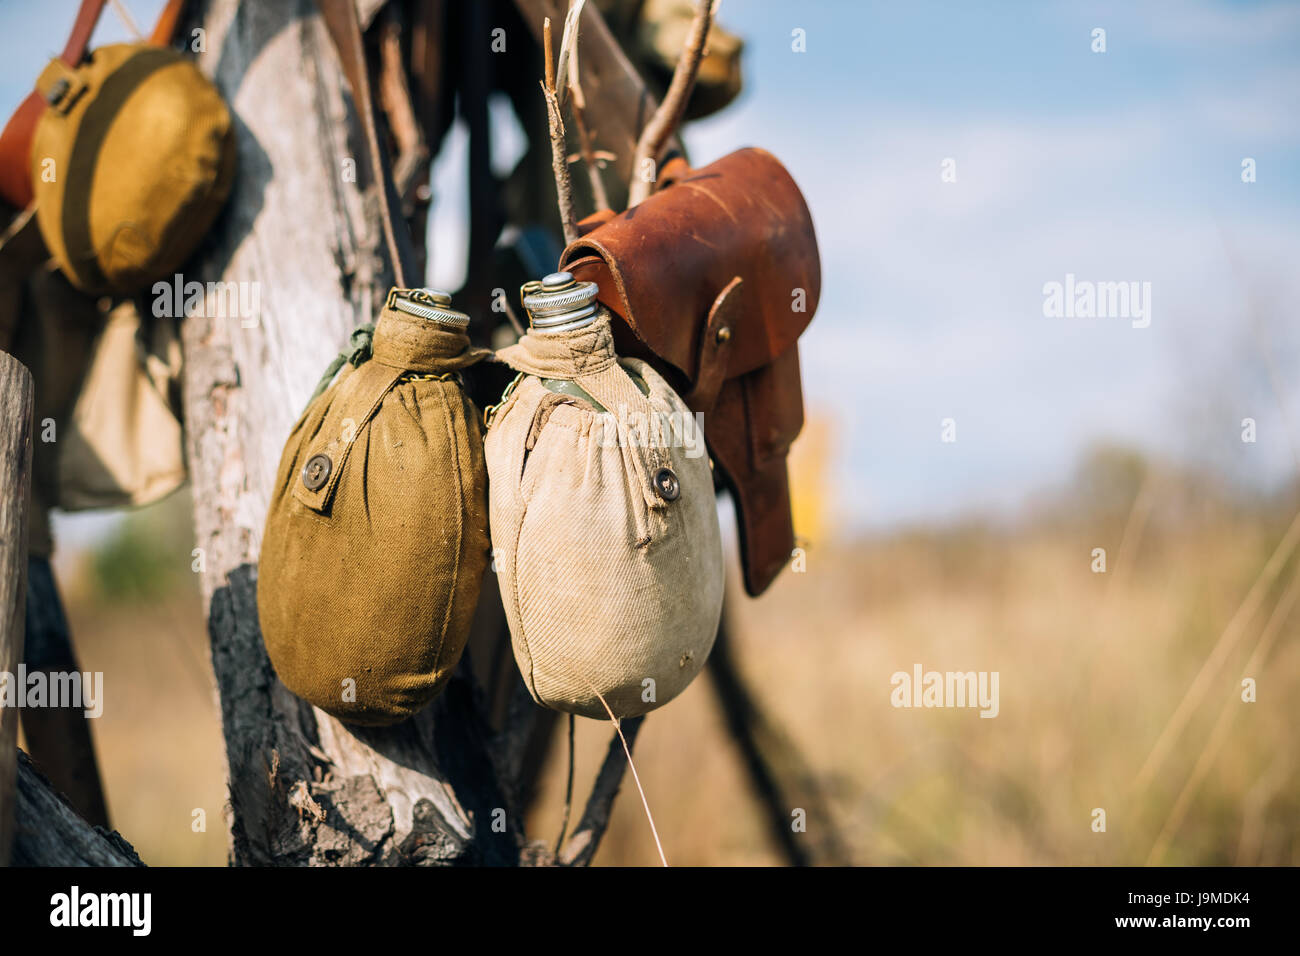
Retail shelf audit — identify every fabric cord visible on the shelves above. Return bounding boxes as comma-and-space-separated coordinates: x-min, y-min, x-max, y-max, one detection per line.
308, 322, 375, 403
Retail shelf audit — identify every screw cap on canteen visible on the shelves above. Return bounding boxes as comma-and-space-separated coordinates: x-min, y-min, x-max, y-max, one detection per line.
521, 271, 600, 333
386, 287, 471, 330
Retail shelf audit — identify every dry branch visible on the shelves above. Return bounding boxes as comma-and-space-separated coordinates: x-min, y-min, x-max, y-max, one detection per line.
558, 715, 644, 865
707, 612, 852, 865
377, 6, 430, 204
554, 0, 584, 112
513, 0, 683, 206
542, 14, 580, 244
627, 0, 715, 207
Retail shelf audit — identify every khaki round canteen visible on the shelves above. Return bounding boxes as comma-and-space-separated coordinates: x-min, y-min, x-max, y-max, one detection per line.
485, 273, 725, 719
258, 289, 493, 726
29, 43, 235, 295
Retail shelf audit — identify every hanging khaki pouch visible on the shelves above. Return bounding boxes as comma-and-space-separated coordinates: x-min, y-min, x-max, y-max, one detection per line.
3, 205, 186, 553
30, 41, 235, 295
486, 277, 724, 719
54, 295, 185, 510
258, 290, 492, 726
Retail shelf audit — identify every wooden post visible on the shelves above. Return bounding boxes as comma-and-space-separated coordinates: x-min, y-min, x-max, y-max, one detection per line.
179, 0, 531, 865
11, 752, 141, 866
0, 350, 33, 866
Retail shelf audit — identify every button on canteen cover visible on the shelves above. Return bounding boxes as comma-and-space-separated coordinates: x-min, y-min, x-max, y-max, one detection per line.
257, 289, 492, 726
300, 454, 331, 491
484, 276, 724, 719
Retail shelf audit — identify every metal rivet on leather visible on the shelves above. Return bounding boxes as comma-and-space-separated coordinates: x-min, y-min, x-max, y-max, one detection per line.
715, 326, 732, 344
653, 467, 680, 501
302, 453, 332, 491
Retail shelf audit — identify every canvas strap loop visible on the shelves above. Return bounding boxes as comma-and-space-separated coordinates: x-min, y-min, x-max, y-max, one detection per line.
35, 60, 85, 114
292, 359, 405, 514
308, 322, 375, 403
497, 315, 663, 432
494, 313, 621, 380
308, 300, 492, 407
492, 314, 681, 530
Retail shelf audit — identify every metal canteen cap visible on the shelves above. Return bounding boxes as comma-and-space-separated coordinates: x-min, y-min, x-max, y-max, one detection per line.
387, 287, 471, 330
521, 271, 600, 333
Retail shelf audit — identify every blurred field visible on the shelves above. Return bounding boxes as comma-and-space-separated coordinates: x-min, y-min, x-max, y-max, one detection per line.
28, 447, 1300, 866
35, 492, 228, 866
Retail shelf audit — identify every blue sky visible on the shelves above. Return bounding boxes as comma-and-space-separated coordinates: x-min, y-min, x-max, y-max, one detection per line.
679, 0, 1300, 526
6, 0, 1299, 533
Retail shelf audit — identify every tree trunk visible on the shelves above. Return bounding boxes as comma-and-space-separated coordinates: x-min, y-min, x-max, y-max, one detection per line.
0, 350, 32, 865
181, 0, 529, 866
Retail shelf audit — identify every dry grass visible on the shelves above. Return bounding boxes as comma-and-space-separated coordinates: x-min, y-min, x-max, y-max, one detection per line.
36, 481, 1300, 866
41, 577, 229, 866
529, 507, 1300, 865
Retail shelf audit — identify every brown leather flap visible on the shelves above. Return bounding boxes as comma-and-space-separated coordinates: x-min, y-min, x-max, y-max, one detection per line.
560, 147, 820, 386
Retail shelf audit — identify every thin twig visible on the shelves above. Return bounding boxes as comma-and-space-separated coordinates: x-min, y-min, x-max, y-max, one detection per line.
543, 14, 555, 87
554, 713, 576, 855
558, 715, 649, 866
542, 16, 579, 243
555, 0, 585, 111
627, 0, 716, 207
547, 660, 664, 866
500, 294, 526, 337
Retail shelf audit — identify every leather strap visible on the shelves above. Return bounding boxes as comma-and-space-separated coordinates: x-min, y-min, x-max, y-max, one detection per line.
149, 0, 187, 47
317, 0, 415, 289
62, 0, 110, 66
0, 98, 44, 208
0, 0, 186, 209
682, 276, 739, 412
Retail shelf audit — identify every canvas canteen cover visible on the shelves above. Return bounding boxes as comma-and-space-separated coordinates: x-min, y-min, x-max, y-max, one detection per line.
485, 273, 724, 719
30, 43, 235, 295
1, 206, 186, 556
258, 289, 492, 726
51, 293, 185, 513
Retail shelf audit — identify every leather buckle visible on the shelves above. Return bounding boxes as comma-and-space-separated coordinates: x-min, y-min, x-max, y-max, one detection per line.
35, 59, 85, 114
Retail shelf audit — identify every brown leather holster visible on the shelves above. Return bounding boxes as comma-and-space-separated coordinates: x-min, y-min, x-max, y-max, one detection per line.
560, 147, 820, 595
